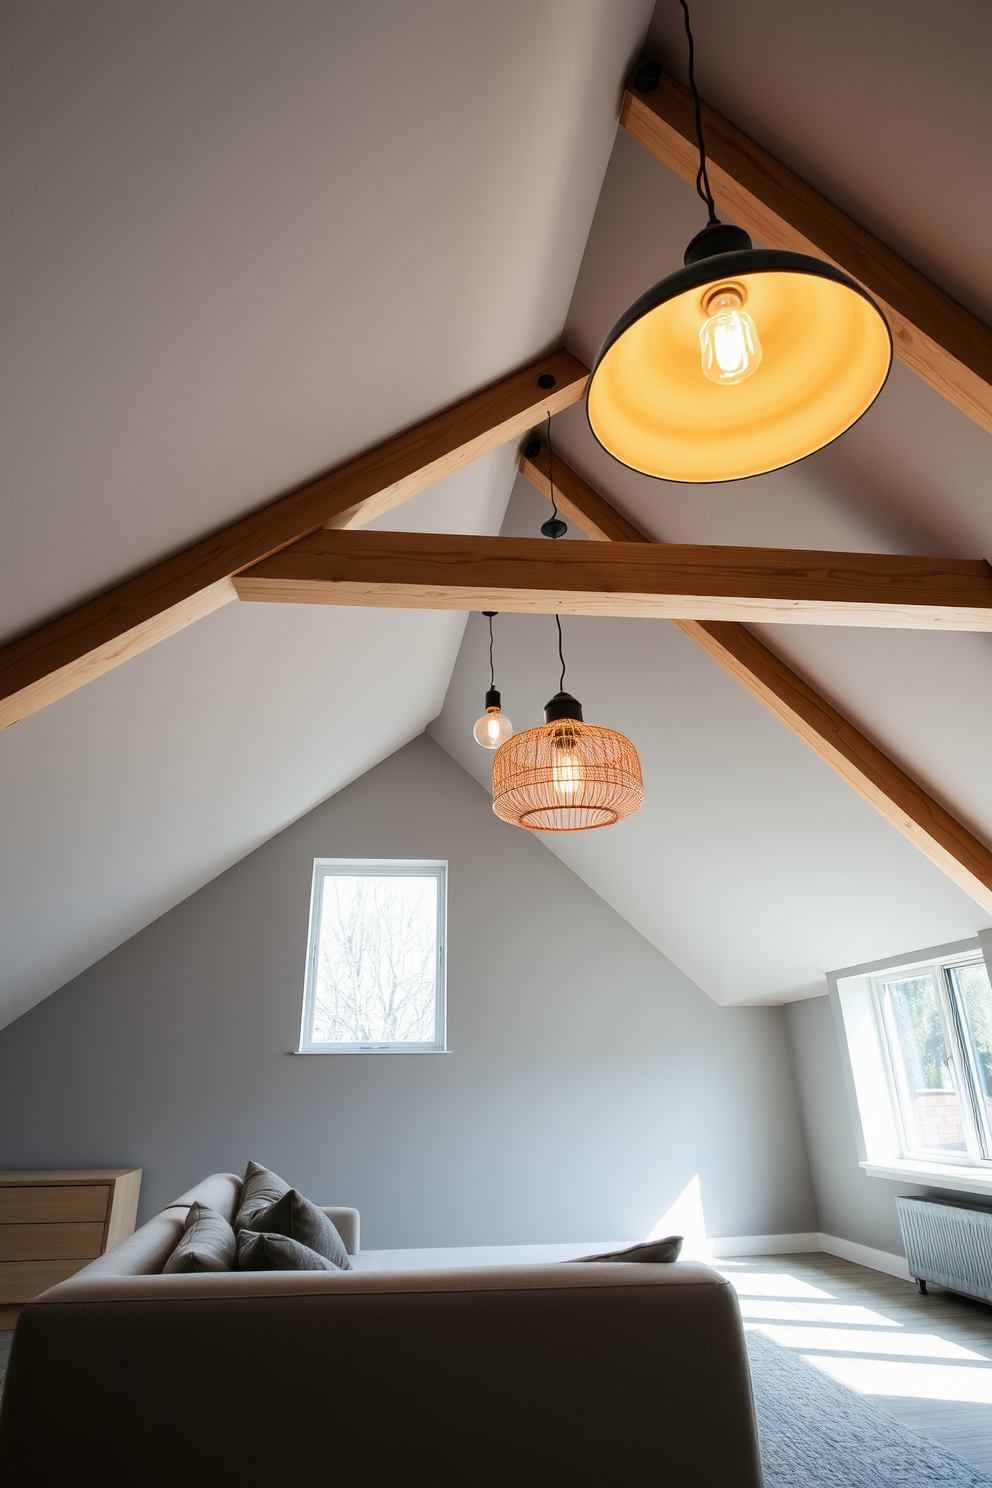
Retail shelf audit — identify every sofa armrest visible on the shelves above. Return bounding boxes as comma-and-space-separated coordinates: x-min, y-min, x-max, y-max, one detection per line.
321, 1205, 359, 1255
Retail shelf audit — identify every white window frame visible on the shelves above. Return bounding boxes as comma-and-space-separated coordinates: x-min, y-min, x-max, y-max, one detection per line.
829, 936, 992, 1197
298, 858, 447, 1055
870, 952, 988, 1166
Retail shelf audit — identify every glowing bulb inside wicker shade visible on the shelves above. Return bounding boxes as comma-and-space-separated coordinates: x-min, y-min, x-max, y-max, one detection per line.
492, 694, 643, 832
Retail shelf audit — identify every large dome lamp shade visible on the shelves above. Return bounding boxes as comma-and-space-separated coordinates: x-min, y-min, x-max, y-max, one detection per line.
587, 221, 892, 484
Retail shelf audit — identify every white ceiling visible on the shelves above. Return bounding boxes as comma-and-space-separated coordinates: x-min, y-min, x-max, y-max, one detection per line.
2, 0, 990, 1023
0, 0, 652, 1030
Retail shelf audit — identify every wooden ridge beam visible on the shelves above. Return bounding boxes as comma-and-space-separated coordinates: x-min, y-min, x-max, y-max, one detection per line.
621, 68, 992, 434
234, 527, 992, 631
518, 442, 992, 915
0, 350, 588, 731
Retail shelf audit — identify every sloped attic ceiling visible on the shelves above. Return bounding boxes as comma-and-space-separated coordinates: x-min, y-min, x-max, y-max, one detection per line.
2, 0, 990, 1025
430, 0, 992, 1005
0, 0, 653, 1030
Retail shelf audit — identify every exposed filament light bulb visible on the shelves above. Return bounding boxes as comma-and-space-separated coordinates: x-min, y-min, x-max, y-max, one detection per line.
473, 688, 513, 750
700, 285, 762, 385
551, 727, 581, 799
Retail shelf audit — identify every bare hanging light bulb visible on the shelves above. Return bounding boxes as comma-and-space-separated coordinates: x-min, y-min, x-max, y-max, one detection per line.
473, 612, 513, 749
699, 285, 762, 384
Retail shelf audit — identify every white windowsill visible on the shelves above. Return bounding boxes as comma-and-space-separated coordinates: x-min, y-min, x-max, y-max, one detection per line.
862, 1158, 992, 1197
291, 1048, 452, 1056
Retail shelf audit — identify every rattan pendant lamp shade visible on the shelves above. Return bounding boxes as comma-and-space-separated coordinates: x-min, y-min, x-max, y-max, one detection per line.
492, 692, 643, 832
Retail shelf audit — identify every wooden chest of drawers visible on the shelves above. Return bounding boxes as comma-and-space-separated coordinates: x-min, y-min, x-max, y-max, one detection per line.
0, 1169, 141, 1327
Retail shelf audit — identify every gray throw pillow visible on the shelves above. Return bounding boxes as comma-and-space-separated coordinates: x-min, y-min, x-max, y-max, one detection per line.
234, 1160, 290, 1234
163, 1201, 237, 1274
571, 1235, 683, 1264
237, 1228, 340, 1272
247, 1188, 352, 1271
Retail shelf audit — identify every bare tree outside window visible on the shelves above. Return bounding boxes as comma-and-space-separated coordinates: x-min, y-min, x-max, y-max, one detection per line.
300, 863, 446, 1052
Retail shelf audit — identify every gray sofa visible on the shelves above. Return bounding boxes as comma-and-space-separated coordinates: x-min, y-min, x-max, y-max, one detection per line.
0, 1172, 764, 1485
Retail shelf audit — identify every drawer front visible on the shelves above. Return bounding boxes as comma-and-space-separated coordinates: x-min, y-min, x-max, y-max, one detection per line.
0, 1222, 106, 1262
0, 1184, 110, 1225
0, 1258, 88, 1304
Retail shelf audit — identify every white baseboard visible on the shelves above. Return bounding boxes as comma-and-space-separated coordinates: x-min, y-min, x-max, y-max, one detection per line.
698, 1230, 911, 1282
366, 1232, 913, 1283
819, 1232, 912, 1281
704, 1232, 822, 1258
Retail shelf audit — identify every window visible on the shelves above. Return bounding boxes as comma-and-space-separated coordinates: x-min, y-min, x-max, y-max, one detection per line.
872, 951, 992, 1167
299, 860, 446, 1054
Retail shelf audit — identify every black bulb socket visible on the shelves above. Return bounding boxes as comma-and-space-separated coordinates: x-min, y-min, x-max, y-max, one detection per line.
544, 692, 583, 724
485, 688, 501, 712
683, 222, 753, 266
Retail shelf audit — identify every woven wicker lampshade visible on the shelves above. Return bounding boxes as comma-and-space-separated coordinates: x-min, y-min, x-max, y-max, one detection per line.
492, 692, 643, 832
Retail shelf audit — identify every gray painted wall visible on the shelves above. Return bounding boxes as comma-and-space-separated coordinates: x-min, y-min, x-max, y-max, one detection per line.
0, 735, 817, 1247
786, 994, 924, 1254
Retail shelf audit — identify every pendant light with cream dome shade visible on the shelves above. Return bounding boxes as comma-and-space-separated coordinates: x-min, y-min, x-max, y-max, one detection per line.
586, 2, 893, 484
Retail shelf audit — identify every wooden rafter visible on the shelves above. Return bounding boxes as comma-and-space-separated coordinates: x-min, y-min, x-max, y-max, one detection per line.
520, 442, 992, 916
621, 68, 992, 434
234, 527, 992, 631
0, 351, 588, 731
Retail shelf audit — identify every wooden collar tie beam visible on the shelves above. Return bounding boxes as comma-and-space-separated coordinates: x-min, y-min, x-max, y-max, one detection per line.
234, 529, 992, 632
517, 443, 992, 917
0, 350, 588, 732
621, 67, 992, 434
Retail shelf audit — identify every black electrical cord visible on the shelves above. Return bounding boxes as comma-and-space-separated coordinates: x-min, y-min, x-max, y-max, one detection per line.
679, 0, 719, 225
544, 414, 567, 693
546, 412, 560, 528
487, 611, 496, 690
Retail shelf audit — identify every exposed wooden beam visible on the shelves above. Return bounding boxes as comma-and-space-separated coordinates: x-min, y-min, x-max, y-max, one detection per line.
0, 350, 588, 731
234, 527, 992, 631
621, 68, 992, 434
519, 443, 992, 915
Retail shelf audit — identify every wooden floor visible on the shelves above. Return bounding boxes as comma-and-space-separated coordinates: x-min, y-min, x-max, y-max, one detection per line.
724, 1250, 992, 1478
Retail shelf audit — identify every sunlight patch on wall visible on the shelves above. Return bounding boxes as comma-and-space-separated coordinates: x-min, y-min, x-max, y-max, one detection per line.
645, 1173, 710, 1257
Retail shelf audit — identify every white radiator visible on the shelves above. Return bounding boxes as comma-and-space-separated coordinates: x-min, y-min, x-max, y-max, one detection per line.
896, 1194, 992, 1302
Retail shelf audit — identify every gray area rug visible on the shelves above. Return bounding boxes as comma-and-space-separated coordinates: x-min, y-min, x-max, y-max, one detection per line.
747, 1328, 992, 1487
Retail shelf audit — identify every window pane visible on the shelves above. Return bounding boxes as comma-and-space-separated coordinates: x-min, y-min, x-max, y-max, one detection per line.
311, 875, 438, 1044
880, 974, 966, 1153
948, 961, 992, 1154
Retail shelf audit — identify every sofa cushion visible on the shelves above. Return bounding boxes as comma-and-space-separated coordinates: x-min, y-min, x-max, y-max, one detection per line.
246, 1189, 352, 1271
572, 1235, 683, 1264
234, 1160, 290, 1234
163, 1202, 237, 1274
236, 1229, 340, 1271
